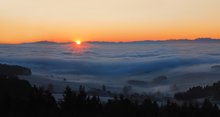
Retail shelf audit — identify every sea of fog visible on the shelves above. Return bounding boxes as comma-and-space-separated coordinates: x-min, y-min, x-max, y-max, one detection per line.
1, 41, 220, 95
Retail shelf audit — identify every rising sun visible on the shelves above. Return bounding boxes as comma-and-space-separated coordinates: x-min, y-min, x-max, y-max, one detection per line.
75, 40, 81, 45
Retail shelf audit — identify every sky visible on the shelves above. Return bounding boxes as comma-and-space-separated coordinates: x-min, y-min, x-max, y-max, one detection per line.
0, 0, 220, 43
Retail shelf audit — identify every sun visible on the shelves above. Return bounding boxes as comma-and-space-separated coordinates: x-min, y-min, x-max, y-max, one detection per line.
75, 40, 81, 45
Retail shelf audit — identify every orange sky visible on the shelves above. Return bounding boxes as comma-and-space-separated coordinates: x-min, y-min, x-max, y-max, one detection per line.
0, 0, 220, 44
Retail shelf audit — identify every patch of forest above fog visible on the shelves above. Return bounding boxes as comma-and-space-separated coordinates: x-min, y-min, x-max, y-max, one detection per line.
174, 65, 220, 101
175, 81, 220, 100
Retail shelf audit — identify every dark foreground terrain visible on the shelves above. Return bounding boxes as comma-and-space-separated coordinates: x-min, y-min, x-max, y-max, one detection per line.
0, 64, 220, 117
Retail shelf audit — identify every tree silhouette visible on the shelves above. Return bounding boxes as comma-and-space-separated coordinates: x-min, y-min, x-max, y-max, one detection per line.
1, 74, 220, 117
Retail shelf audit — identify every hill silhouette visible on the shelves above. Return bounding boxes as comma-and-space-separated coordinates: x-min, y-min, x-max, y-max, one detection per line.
0, 64, 31, 76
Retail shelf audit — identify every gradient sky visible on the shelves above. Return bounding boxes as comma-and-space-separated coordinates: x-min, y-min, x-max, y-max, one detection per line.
0, 0, 220, 43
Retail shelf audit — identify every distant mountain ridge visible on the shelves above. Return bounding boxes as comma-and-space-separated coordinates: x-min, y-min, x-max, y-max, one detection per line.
21, 38, 220, 44
22, 41, 71, 44
89, 38, 220, 44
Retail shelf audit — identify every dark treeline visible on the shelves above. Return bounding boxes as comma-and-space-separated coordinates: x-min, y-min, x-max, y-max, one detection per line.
175, 81, 220, 100
0, 75, 220, 117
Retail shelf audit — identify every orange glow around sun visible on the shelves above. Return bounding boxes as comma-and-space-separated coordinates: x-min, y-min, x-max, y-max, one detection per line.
75, 40, 81, 45
0, 0, 220, 44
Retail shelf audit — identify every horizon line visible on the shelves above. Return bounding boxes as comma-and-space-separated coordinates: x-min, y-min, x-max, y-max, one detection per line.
0, 37, 220, 44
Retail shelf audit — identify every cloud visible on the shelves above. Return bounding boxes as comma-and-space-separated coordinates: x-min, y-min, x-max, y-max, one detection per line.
0, 42, 220, 78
